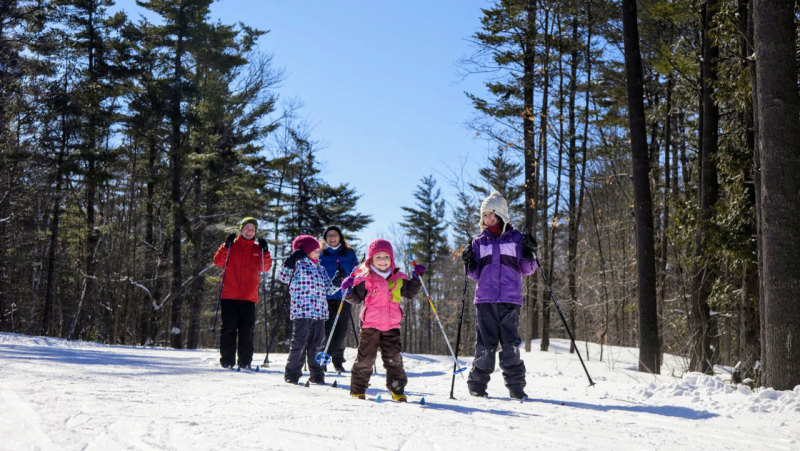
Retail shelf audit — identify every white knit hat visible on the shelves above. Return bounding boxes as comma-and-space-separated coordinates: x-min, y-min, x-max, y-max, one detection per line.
479, 191, 511, 231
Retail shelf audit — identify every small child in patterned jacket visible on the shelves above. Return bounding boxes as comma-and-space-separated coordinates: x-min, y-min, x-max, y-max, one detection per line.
279, 235, 344, 385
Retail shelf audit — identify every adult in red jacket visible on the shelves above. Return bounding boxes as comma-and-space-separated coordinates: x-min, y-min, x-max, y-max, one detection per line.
213, 217, 272, 369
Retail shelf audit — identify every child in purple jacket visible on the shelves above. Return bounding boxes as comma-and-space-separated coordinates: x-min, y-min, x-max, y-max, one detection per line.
460, 191, 538, 399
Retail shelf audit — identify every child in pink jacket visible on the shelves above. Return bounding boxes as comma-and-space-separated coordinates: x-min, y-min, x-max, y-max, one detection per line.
340, 239, 423, 401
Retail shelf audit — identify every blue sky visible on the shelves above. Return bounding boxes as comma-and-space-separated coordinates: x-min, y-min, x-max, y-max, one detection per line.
119, 1, 496, 246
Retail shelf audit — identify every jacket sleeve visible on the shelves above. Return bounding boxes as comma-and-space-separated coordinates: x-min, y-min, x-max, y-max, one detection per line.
262, 250, 272, 273
344, 249, 359, 274
324, 270, 341, 296
278, 264, 293, 284
344, 280, 367, 305
213, 243, 229, 267
466, 240, 481, 281
517, 236, 538, 275
401, 277, 422, 300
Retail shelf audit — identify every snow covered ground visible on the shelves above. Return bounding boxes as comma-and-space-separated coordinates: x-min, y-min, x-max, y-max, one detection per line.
1, 332, 798, 450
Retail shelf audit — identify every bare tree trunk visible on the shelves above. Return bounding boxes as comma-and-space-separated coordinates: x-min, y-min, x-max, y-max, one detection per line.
522, 0, 539, 351
689, 0, 720, 374
621, 0, 660, 373
727, 0, 760, 383
567, 13, 579, 354
753, 0, 800, 390
187, 171, 204, 349
538, 5, 552, 353
169, 17, 188, 349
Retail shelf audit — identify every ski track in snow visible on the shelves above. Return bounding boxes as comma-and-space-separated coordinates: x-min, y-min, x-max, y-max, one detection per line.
1, 333, 799, 450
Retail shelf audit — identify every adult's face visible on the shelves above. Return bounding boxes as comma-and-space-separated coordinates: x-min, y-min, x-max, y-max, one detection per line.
325, 230, 341, 247
241, 223, 256, 240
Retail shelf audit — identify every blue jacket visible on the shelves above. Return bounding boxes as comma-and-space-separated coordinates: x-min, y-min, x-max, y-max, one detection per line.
319, 245, 359, 300
467, 225, 537, 306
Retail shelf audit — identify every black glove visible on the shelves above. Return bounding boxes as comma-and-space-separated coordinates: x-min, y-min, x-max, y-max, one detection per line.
284, 248, 305, 269
257, 237, 268, 253
332, 260, 346, 286
225, 233, 236, 248
522, 233, 538, 260
461, 243, 477, 272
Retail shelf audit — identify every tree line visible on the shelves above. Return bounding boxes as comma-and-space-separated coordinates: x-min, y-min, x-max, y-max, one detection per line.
422, 0, 796, 391
0, 0, 370, 351
2, 1, 798, 391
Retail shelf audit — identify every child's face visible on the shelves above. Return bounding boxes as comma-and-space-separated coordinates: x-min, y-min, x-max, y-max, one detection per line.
482, 211, 498, 227
308, 248, 321, 260
372, 252, 392, 271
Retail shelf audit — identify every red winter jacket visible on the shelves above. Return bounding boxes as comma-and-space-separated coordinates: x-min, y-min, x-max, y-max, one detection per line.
213, 236, 272, 303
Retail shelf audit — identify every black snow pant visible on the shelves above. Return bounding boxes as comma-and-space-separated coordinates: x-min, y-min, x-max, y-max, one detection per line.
350, 328, 407, 395
324, 299, 351, 366
219, 299, 256, 367
467, 303, 526, 392
284, 318, 326, 383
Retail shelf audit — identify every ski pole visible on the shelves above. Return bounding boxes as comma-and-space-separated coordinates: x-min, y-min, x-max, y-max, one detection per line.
519, 220, 594, 386
532, 247, 595, 386
348, 310, 359, 346
315, 261, 357, 366
210, 240, 233, 335
263, 267, 295, 367
536, 254, 595, 386
261, 247, 269, 360
407, 245, 466, 375
449, 263, 470, 399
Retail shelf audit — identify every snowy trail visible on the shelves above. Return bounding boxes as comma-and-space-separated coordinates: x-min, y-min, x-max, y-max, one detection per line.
1, 333, 798, 450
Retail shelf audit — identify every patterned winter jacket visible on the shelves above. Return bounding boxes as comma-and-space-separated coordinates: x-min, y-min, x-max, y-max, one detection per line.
319, 246, 359, 301
345, 268, 421, 331
467, 225, 538, 306
278, 258, 340, 320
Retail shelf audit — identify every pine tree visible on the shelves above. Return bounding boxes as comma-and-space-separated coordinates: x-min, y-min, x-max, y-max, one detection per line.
401, 175, 448, 352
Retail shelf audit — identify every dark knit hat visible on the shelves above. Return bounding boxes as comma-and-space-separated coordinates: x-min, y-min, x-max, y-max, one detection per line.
239, 217, 258, 231
292, 235, 321, 255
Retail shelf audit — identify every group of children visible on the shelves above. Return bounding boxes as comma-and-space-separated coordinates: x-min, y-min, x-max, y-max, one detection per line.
213, 191, 538, 401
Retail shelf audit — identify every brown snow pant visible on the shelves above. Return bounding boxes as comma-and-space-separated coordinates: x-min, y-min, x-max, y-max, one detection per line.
350, 327, 407, 395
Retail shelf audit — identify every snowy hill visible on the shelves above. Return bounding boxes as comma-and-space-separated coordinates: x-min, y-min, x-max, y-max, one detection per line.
1, 332, 798, 450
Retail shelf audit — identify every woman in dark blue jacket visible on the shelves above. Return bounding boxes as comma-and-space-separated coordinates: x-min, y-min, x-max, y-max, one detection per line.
319, 226, 359, 372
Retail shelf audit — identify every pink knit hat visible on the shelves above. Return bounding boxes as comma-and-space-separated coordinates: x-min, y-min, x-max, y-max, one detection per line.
366, 239, 395, 272
292, 235, 321, 255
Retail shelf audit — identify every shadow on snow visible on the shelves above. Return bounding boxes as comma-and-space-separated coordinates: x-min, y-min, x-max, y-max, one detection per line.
530, 397, 718, 420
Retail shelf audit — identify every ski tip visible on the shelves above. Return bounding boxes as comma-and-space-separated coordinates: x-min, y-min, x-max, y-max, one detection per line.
376, 395, 382, 403
454, 367, 468, 374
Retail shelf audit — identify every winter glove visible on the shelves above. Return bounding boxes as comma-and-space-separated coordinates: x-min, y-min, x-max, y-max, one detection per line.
257, 237, 269, 253
522, 233, 538, 260
340, 275, 356, 293
461, 243, 477, 272
332, 261, 346, 286
225, 233, 236, 248
411, 263, 426, 278
284, 248, 306, 269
